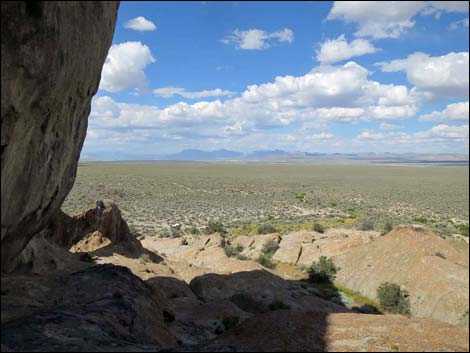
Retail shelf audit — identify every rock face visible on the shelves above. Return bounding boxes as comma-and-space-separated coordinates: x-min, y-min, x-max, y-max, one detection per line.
201, 311, 469, 352
1, 265, 176, 351
1, 1, 119, 271
12, 200, 160, 274
333, 225, 469, 326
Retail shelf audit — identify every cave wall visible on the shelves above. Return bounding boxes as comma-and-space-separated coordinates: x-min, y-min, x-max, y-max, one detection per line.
1, 1, 119, 271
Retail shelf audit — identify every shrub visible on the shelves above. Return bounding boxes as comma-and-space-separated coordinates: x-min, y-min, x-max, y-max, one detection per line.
236, 254, 249, 261
359, 219, 374, 231
206, 220, 226, 235
435, 251, 447, 259
224, 244, 244, 257
256, 253, 276, 269
382, 221, 393, 235
257, 224, 277, 234
458, 224, 469, 237
170, 227, 180, 238
307, 256, 339, 283
377, 282, 411, 315
261, 240, 279, 256
413, 216, 428, 224
186, 225, 200, 235
268, 300, 291, 311
313, 223, 325, 234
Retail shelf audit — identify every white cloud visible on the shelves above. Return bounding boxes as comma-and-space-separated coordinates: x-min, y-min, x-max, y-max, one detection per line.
153, 87, 235, 99
357, 124, 469, 145
419, 101, 469, 122
326, 1, 469, 39
124, 16, 157, 31
379, 122, 403, 131
221, 28, 294, 50
91, 60, 418, 147
316, 34, 379, 64
377, 52, 469, 99
357, 129, 385, 140
415, 124, 469, 141
448, 18, 469, 30
100, 42, 156, 93
309, 132, 335, 141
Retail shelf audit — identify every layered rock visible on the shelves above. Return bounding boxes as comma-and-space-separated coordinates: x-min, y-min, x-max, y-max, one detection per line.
333, 225, 469, 326
1, 1, 119, 271
12, 200, 160, 274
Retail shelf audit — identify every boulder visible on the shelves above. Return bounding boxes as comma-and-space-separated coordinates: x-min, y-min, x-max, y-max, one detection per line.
1, 1, 119, 271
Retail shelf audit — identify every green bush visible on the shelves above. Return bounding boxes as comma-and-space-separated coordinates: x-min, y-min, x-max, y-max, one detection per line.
257, 224, 277, 234
435, 251, 447, 259
185, 225, 200, 235
382, 221, 393, 235
377, 282, 411, 315
261, 240, 279, 256
458, 224, 469, 237
307, 256, 339, 283
224, 244, 244, 257
206, 220, 226, 235
359, 219, 374, 231
256, 253, 276, 269
313, 223, 325, 234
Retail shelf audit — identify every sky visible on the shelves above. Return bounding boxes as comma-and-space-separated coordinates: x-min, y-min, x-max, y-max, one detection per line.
82, 1, 469, 159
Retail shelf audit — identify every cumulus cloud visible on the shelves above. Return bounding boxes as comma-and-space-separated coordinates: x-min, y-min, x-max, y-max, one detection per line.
91, 60, 419, 149
316, 34, 379, 64
357, 124, 469, 145
100, 42, 156, 93
419, 101, 469, 122
124, 16, 157, 31
326, 1, 469, 39
379, 122, 404, 131
221, 28, 294, 50
153, 87, 235, 99
377, 52, 469, 99
448, 18, 469, 30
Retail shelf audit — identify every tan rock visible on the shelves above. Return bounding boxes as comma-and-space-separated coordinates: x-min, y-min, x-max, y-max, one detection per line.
1, 2, 119, 271
333, 225, 469, 325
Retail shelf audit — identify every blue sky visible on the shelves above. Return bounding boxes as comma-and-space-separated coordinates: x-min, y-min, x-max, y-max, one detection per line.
83, 1, 469, 159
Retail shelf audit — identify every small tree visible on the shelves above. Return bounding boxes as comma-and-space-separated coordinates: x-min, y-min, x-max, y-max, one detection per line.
382, 221, 393, 235
256, 253, 275, 269
313, 223, 325, 234
377, 282, 411, 315
205, 220, 226, 235
261, 239, 279, 256
307, 256, 339, 283
224, 244, 244, 257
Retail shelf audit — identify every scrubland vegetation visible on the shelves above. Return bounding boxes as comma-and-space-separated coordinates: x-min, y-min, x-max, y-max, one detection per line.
63, 162, 469, 239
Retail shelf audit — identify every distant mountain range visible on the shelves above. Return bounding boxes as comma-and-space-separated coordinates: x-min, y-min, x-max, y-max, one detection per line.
81, 149, 469, 165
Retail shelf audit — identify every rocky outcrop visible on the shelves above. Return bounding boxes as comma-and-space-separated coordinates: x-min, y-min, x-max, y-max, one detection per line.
1, 265, 176, 351
201, 311, 469, 352
333, 225, 469, 326
1, 1, 119, 271
12, 200, 161, 274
